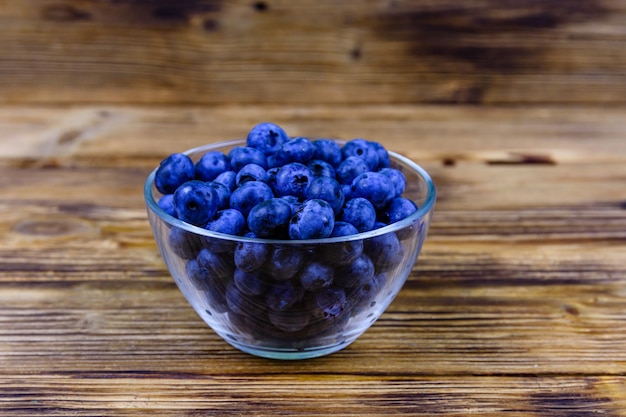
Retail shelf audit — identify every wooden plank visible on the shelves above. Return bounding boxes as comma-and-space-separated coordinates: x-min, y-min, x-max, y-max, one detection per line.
1, 1, 626, 104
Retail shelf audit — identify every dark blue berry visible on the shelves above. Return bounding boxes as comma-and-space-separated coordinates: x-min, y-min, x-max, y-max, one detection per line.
298, 261, 334, 291
369, 141, 391, 170
274, 162, 313, 200
342, 139, 379, 171
273, 137, 316, 165
306, 176, 345, 215
213, 170, 237, 191
168, 226, 202, 259
340, 197, 376, 232
246, 122, 290, 156
228, 146, 267, 171
205, 208, 246, 236
234, 234, 269, 272
155, 153, 195, 194
313, 139, 342, 167
336, 156, 369, 185
247, 197, 292, 238
268, 305, 311, 332
265, 280, 303, 312
378, 168, 406, 198
233, 268, 269, 296
350, 172, 395, 210
158, 194, 176, 217
280, 195, 303, 216
229, 181, 274, 217
195, 151, 230, 182
236, 163, 268, 186
364, 226, 404, 273
173, 180, 218, 226
207, 181, 231, 210
334, 253, 375, 288
318, 221, 363, 266
264, 246, 306, 281
288, 199, 335, 240
226, 282, 266, 316
307, 159, 336, 178
383, 197, 418, 224
196, 247, 235, 287
314, 287, 347, 319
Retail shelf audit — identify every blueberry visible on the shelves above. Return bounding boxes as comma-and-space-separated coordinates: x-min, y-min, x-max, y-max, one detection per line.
280, 195, 303, 216
236, 163, 268, 186
186, 258, 210, 290
369, 141, 391, 170
266, 166, 280, 191
205, 208, 246, 236
341, 184, 353, 201
195, 151, 230, 181
265, 280, 303, 312
350, 172, 395, 210
314, 287, 347, 319
268, 305, 311, 333
273, 137, 316, 165
247, 198, 292, 238
274, 162, 313, 200
336, 156, 368, 185
306, 176, 344, 215
364, 226, 404, 273
233, 268, 269, 296
213, 170, 237, 191
383, 197, 418, 224
334, 253, 375, 288
234, 234, 269, 272
168, 226, 203, 259
155, 153, 195, 194
318, 221, 363, 266
288, 199, 335, 240
264, 246, 306, 281
158, 194, 176, 217
173, 180, 218, 226
347, 272, 384, 314
228, 146, 267, 171
226, 282, 266, 316
378, 168, 406, 198
340, 197, 376, 232
298, 261, 334, 291
187, 258, 228, 313
229, 181, 274, 217
307, 159, 336, 179
206, 181, 231, 210
313, 139, 342, 167
342, 139, 379, 171
246, 122, 290, 156
196, 247, 235, 291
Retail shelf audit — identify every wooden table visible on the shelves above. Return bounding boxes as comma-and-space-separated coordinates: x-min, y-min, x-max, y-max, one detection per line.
2, 1, 626, 415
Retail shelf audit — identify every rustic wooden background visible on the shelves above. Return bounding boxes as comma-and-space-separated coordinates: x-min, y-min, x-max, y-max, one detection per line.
1, 0, 626, 416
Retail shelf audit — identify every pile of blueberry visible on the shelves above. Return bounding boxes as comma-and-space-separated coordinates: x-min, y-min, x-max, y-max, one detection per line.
153, 122, 419, 346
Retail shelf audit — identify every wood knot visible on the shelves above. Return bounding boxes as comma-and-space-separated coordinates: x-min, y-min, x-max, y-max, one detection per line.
12, 219, 91, 238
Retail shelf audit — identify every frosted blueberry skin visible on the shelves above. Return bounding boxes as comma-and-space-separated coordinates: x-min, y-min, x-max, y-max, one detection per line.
334, 253, 375, 288
274, 162, 313, 200
369, 141, 391, 170
341, 139, 380, 171
168, 226, 203, 260
213, 170, 237, 191
313, 139, 343, 167
383, 197, 418, 224
195, 151, 230, 182
234, 234, 269, 272
265, 280, 304, 312
273, 137, 316, 165
235, 163, 268, 186
306, 176, 345, 215
157, 194, 176, 217
206, 181, 231, 210
246, 122, 290, 156
229, 181, 274, 217
340, 197, 376, 232
350, 171, 395, 210
155, 153, 195, 194
318, 221, 363, 266
298, 261, 334, 291
378, 167, 406, 198
228, 146, 268, 171
307, 159, 336, 179
247, 198, 292, 238
288, 199, 335, 240
233, 268, 269, 297
336, 156, 369, 185
173, 180, 218, 226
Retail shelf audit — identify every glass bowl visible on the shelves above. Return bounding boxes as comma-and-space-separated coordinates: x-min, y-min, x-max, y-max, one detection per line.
144, 139, 436, 360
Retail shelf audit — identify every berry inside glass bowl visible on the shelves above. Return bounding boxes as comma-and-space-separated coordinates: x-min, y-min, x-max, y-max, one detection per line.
144, 123, 436, 360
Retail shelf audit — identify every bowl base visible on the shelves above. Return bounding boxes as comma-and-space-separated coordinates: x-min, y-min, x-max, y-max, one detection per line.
226, 338, 354, 360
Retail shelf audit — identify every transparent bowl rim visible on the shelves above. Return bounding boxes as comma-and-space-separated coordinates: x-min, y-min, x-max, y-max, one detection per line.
144, 139, 436, 244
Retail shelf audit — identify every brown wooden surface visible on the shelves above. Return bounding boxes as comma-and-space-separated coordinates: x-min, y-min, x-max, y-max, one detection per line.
2, 0, 626, 105
1, 104, 625, 416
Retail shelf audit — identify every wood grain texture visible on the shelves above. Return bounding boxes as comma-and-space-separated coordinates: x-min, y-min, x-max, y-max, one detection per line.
1, 105, 625, 415
1, 0, 626, 105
